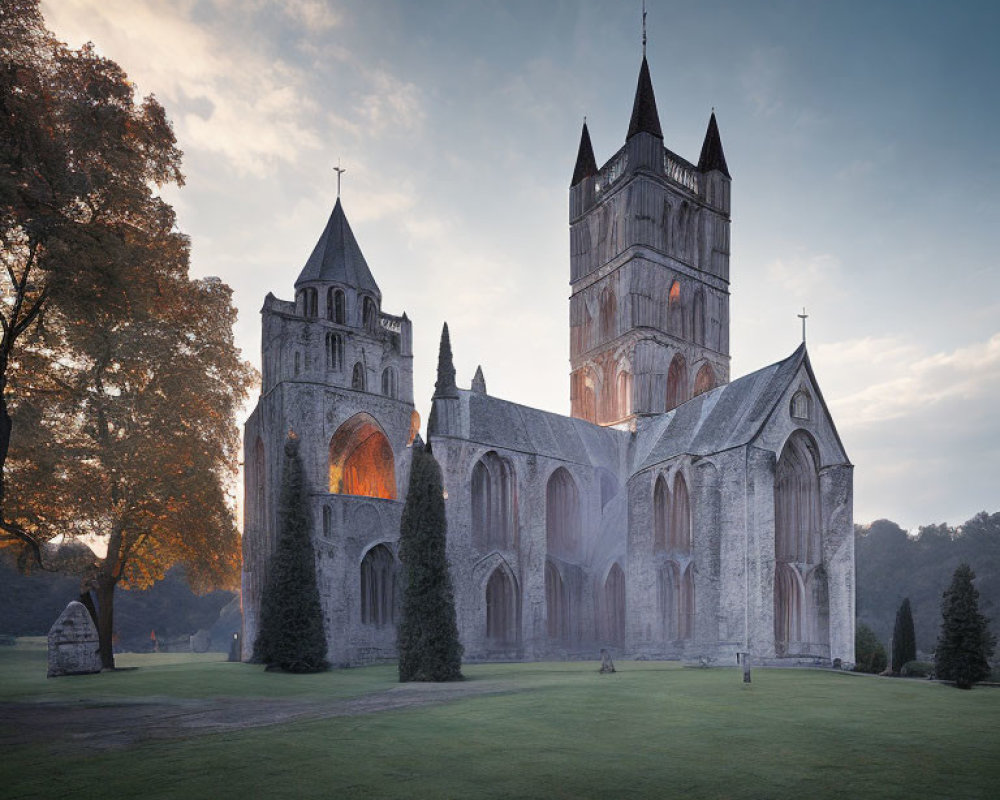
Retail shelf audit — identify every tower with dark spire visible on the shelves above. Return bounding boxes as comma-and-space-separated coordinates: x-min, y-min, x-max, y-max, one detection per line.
568, 49, 732, 425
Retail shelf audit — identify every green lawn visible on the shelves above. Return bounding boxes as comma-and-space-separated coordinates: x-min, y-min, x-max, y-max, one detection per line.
2, 643, 998, 799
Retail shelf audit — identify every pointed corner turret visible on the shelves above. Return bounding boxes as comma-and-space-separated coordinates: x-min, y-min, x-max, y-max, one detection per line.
626, 56, 663, 141
697, 111, 730, 179
471, 365, 487, 395
571, 120, 598, 187
433, 322, 458, 400
295, 197, 381, 299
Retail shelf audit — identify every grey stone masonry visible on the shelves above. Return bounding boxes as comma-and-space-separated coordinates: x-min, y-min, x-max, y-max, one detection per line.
47, 601, 101, 677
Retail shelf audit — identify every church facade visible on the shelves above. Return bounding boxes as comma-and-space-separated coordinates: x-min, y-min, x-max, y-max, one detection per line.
242, 55, 855, 668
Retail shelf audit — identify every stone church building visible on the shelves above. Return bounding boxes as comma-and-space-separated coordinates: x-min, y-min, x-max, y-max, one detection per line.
242, 55, 855, 668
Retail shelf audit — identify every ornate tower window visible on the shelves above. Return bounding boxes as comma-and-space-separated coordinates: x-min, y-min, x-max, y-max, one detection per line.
326, 332, 343, 371
362, 296, 378, 332
328, 413, 396, 499
666, 353, 688, 411
328, 288, 346, 323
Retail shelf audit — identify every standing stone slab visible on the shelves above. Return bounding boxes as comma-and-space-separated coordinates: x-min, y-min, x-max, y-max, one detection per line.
47, 601, 101, 677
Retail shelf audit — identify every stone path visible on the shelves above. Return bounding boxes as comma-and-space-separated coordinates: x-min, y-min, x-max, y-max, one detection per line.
0, 679, 515, 752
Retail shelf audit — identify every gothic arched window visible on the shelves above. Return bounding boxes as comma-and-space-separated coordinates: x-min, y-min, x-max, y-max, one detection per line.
774, 430, 825, 654
326, 333, 344, 371
670, 472, 691, 554
360, 544, 396, 627
330, 289, 345, 324
328, 413, 396, 499
471, 452, 517, 551
362, 296, 378, 332
666, 353, 687, 411
790, 389, 812, 420
692, 290, 706, 346
351, 362, 365, 391
653, 474, 669, 552
545, 559, 567, 640
546, 467, 580, 561
381, 367, 398, 399
602, 564, 626, 647
693, 363, 715, 397
486, 566, 518, 646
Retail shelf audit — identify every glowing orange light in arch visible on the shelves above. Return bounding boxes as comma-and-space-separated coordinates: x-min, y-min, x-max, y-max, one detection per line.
328, 413, 397, 500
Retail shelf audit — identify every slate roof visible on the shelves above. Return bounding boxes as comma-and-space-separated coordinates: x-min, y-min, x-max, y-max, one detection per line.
461, 391, 626, 469
697, 111, 731, 178
295, 198, 381, 298
571, 120, 598, 186
633, 344, 808, 472
626, 56, 663, 140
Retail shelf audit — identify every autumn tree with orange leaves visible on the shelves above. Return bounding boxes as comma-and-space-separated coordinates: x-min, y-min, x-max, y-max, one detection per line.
1, 0, 255, 668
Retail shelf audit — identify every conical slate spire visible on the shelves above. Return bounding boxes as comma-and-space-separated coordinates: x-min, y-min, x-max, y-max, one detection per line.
697, 112, 731, 178
295, 198, 381, 298
626, 56, 663, 141
571, 120, 598, 186
433, 322, 458, 399
471, 365, 487, 395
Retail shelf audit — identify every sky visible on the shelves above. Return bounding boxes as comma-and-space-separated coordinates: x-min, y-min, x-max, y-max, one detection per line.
39, 0, 1000, 531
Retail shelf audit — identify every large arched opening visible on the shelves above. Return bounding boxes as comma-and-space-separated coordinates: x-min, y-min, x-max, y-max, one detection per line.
773, 430, 827, 655
471, 452, 517, 551
486, 565, 519, 647
328, 413, 397, 499
546, 467, 581, 561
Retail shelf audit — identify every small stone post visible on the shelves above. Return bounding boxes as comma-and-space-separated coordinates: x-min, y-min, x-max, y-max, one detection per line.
599, 648, 616, 674
739, 652, 751, 683
47, 601, 102, 677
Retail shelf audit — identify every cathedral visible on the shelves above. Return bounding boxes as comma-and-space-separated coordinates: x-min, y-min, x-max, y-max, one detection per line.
242, 53, 855, 668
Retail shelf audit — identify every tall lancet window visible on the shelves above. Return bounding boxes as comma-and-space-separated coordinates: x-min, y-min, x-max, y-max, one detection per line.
471, 452, 517, 551
351, 362, 365, 391
546, 467, 580, 561
486, 565, 519, 646
653, 475, 670, 552
360, 544, 396, 627
773, 430, 827, 655
666, 353, 687, 411
602, 563, 626, 647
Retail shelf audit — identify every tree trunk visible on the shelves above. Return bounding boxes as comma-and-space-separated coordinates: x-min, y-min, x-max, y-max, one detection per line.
78, 589, 98, 629
95, 575, 117, 670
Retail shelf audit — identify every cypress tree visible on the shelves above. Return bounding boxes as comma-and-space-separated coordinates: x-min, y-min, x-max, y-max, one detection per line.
935, 564, 995, 689
253, 434, 329, 673
892, 597, 917, 672
397, 441, 463, 682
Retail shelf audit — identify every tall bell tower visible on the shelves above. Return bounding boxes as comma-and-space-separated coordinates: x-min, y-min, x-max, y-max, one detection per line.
569, 54, 732, 425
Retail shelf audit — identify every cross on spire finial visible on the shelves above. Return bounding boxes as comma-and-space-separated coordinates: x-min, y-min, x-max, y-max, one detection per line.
642, 0, 647, 58
798, 307, 809, 343
333, 159, 346, 198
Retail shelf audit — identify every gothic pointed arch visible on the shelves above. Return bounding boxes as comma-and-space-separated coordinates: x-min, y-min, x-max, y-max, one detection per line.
693, 363, 715, 397
360, 544, 396, 627
251, 436, 266, 531
546, 467, 581, 561
670, 472, 691, 554
774, 429, 826, 655
616, 369, 631, 419
666, 353, 688, 411
471, 451, 518, 551
602, 563, 626, 647
351, 361, 366, 391
667, 280, 682, 336
328, 413, 397, 499
545, 559, 568, 640
485, 563, 519, 646
692, 289, 706, 346
653, 474, 669, 552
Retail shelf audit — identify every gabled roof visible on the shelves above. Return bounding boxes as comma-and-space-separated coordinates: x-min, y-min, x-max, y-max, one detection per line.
295, 198, 381, 298
633, 343, 848, 472
697, 111, 731, 178
457, 390, 626, 470
626, 56, 663, 140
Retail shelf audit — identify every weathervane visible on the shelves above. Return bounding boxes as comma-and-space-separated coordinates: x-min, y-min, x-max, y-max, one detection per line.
333, 160, 346, 198
642, 0, 647, 58
798, 307, 809, 343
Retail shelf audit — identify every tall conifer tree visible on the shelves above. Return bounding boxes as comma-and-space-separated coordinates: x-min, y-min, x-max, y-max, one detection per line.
397, 441, 463, 682
892, 597, 917, 671
935, 564, 995, 689
253, 434, 328, 673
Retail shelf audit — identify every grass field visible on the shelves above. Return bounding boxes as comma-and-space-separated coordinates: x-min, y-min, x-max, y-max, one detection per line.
2, 642, 999, 799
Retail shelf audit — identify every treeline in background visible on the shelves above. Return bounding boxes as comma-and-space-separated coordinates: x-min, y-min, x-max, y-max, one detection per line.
856, 511, 1000, 655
